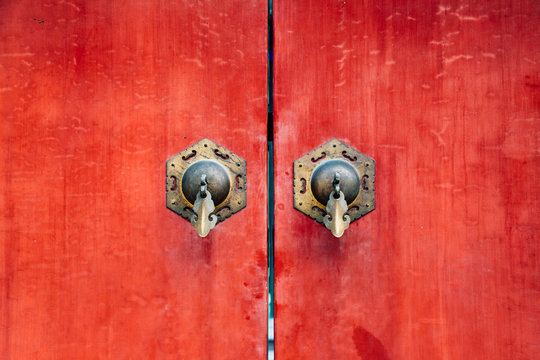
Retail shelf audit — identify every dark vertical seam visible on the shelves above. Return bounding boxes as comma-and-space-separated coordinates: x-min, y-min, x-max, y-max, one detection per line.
267, 0, 275, 358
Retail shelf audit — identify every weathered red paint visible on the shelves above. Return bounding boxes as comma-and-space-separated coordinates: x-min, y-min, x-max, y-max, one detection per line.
0, 1, 267, 358
274, 1, 539, 359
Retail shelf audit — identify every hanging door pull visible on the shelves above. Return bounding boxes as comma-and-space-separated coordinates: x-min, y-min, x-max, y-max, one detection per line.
190, 174, 218, 237
323, 173, 351, 237
293, 139, 375, 238
166, 139, 247, 238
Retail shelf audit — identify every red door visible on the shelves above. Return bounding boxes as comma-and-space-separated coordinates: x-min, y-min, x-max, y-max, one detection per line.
2, 0, 539, 359
0, 1, 267, 359
273, 1, 539, 359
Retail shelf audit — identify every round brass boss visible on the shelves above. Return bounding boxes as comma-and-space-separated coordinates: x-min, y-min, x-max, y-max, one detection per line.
181, 160, 231, 206
310, 159, 360, 205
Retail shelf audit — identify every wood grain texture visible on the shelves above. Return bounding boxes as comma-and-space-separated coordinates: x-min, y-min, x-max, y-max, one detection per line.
0, 1, 267, 359
273, 1, 539, 359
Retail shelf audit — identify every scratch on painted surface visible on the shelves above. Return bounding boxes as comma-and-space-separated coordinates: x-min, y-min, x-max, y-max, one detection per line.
213, 57, 229, 65
377, 144, 405, 150
430, 122, 449, 146
62, 1, 81, 12
0, 53, 35, 57
437, 4, 489, 22
419, 318, 447, 325
184, 58, 205, 68
430, 40, 453, 47
457, 15, 488, 21
443, 54, 473, 64
435, 183, 455, 189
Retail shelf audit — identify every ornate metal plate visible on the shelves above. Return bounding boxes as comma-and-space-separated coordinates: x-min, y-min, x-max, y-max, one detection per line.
166, 138, 246, 224
293, 139, 375, 224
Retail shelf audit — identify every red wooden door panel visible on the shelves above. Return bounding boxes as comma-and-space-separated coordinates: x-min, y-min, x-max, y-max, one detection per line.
274, 1, 539, 359
0, 1, 267, 359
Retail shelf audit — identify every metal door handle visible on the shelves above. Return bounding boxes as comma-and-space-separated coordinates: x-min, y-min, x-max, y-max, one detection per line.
294, 139, 375, 238
190, 174, 218, 237
166, 139, 246, 237
323, 173, 351, 237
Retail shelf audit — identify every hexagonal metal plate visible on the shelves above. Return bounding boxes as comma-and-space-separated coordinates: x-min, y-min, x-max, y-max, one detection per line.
166, 138, 246, 224
293, 139, 375, 224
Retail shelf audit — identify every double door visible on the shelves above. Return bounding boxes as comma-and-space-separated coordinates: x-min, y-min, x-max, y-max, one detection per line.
1, 1, 538, 359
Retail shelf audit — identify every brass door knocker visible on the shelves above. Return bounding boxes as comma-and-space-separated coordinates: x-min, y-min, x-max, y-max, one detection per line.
293, 139, 375, 237
166, 139, 246, 237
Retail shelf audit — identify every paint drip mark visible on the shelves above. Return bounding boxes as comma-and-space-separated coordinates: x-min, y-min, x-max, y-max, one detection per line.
352, 326, 390, 360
